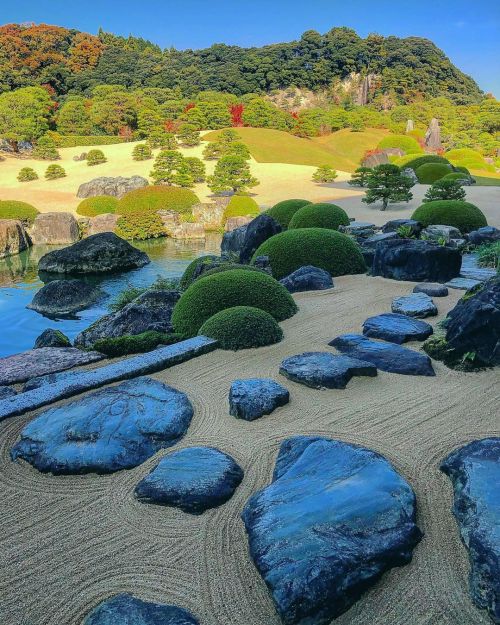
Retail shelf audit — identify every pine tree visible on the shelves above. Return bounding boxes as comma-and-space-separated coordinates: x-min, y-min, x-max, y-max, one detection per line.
362, 164, 413, 211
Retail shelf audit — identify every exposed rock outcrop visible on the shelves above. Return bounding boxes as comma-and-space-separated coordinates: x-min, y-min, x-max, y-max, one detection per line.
0, 219, 30, 258
29, 212, 80, 246
76, 175, 148, 199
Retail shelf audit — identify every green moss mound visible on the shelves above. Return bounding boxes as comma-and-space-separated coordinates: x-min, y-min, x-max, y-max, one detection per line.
179, 255, 221, 290
115, 212, 166, 240
199, 306, 283, 350
415, 163, 452, 184
412, 200, 487, 233
93, 331, 182, 357
199, 264, 266, 280
0, 200, 39, 225
118, 185, 199, 216
398, 154, 450, 171
288, 202, 350, 231
377, 135, 423, 154
76, 196, 119, 217
441, 173, 469, 182
252, 228, 366, 280
222, 195, 260, 224
266, 199, 311, 229
172, 269, 297, 338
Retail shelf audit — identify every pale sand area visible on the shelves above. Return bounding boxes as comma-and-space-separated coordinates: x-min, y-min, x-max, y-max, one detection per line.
1, 274, 499, 625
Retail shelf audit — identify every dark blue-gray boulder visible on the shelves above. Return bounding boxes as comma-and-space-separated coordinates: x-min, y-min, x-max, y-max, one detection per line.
391, 293, 438, 318
33, 328, 71, 349
468, 226, 500, 245
11, 377, 193, 474
221, 223, 248, 256
446, 277, 482, 291
0, 386, 16, 400
239, 214, 282, 264
83, 593, 199, 625
371, 239, 461, 282
363, 313, 433, 344
229, 378, 289, 421
381, 218, 422, 236
242, 436, 422, 625
27, 279, 103, 317
279, 351, 377, 389
135, 446, 243, 514
413, 283, 449, 297
441, 438, 500, 624
279, 265, 333, 293
330, 334, 435, 376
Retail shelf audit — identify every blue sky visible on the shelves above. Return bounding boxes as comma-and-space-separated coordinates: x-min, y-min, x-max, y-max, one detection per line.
1, 0, 499, 96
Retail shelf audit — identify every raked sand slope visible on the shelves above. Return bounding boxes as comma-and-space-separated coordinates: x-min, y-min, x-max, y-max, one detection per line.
1, 274, 499, 625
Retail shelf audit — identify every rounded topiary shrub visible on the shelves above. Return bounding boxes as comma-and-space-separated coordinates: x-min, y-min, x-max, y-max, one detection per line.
288, 203, 350, 231
200, 264, 266, 280
266, 199, 311, 229
132, 143, 153, 161
400, 155, 450, 172
172, 269, 297, 338
222, 195, 260, 224
179, 255, 221, 290
118, 185, 199, 216
199, 306, 283, 350
17, 167, 38, 182
252, 228, 366, 280
76, 196, 119, 217
440, 173, 470, 183
415, 163, 452, 184
45, 164, 66, 180
411, 200, 487, 233
115, 211, 166, 240
377, 135, 423, 154
87, 149, 107, 166
0, 200, 39, 225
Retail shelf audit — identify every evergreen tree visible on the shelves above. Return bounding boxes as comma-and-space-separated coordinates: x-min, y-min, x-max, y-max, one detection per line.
207, 155, 259, 194
150, 150, 184, 184
362, 164, 413, 211
423, 179, 466, 202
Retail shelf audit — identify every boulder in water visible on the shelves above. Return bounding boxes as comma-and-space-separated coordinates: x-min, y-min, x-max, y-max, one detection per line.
28, 279, 103, 317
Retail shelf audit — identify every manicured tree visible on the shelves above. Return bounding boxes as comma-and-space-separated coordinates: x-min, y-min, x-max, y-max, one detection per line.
207, 155, 259, 194
202, 142, 222, 160
172, 163, 195, 188
132, 143, 153, 161
0, 86, 53, 151
56, 98, 93, 135
33, 135, 60, 160
183, 157, 206, 182
17, 167, 39, 182
45, 164, 66, 180
89, 90, 136, 135
87, 149, 107, 166
226, 141, 251, 160
422, 179, 466, 203
348, 167, 372, 187
218, 129, 239, 146
177, 123, 201, 147
312, 165, 338, 183
137, 107, 163, 138
150, 150, 184, 185
362, 164, 414, 211
147, 129, 178, 150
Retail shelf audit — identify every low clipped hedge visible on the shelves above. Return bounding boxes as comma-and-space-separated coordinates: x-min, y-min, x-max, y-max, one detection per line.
172, 269, 297, 338
412, 200, 487, 233
252, 228, 366, 280
118, 185, 199, 216
266, 199, 311, 229
179, 255, 221, 290
0, 200, 39, 225
288, 203, 350, 231
397, 154, 450, 171
377, 134, 423, 154
115, 211, 166, 240
415, 163, 452, 184
48, 133, 126, 147
76, 195, 119, 217
199, 306, 283, 350
222, 195, 260, 224
93, 331, 182, 357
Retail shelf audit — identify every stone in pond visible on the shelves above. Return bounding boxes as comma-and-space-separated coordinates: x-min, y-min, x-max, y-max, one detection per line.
363, 313, 433, 344
441, 438, 500, 624
229, 378, 290, 421
279, 265, 333, 293
11, 377, 193, 474
33, 329, 71, 349
135, 446, 243, 514
0, 386, 16, 400
330, 334, 435, 376
391, 293, 438, 318
83, 593, 199, 625
279, 352, 377, 389
28, 279, 103, 317
242, 436, 422, 625
413, 283, 449, 297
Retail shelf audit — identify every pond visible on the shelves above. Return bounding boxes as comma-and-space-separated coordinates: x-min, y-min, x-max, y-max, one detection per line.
0, 234, 222, 358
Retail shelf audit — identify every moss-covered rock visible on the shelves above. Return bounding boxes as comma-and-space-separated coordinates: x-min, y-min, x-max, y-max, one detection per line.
77, 196, 119, 217
118, 185, 199, 216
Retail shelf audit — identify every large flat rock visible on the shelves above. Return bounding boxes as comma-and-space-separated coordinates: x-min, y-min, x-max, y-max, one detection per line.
11, 377, 193, 474
441, 438, 500, 624
363, 313, 433, 344
242, 436, 422, 624
391, 293, 438, 318
229, 378, 289, 421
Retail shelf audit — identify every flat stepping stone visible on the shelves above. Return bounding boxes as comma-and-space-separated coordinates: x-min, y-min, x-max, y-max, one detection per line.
280, 351, 377, 389
242, 436, 422, 623
0, 386, 16, 400
363, 313, 433, 344
329, 334, 435, 376
391, 293, 438, 318
11, 377, 193, 474
441, 438, 500, 624
84, 593, 199, 624
413, 283, 449, 297
229, 378, 289, 421
135, 446, 243, 514
446, 277, 482, 291
280, 265, 333, 293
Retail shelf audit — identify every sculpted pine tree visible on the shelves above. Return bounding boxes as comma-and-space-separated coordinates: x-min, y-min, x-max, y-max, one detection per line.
363, 164, 413, 211
150, 150, 184, 185
207, 155, 259, 194
423, 179, 466, 202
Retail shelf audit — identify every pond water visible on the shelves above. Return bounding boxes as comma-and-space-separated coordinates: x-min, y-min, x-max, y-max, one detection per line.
0, 234, 222, 358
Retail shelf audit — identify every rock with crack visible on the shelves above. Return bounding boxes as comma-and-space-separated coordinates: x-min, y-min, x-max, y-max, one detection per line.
242, 436, 422, 625
229, 378, 290, 421
363, 313, 433, 344
279, 265, 333, 293
135, 446, 243, 514
391, 293, 438, 318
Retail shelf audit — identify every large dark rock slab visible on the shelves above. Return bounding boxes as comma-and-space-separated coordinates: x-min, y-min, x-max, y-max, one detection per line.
77, 175, 149, 199
135, 446, 243, 514
280, 351, 377, 389
229, 378, 289, 421
330, 334, 435, 376
279, 265, 333, 293
413, 283, 449, 297
221, 223, 248, 256
83, 593, 199, 625
371, 239, 461, 282
363, 313, 433, 344
27, 279, 103, 317
391, 293, 438, 318
239, 214, 282, 264
441, 438, 500, 624
38, 232, 150, 275
11, 377, 193, 474
33, 329, 71, 349
242, 436, 422, 625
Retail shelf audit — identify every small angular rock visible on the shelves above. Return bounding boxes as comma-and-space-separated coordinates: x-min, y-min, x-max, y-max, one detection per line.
34, 329, 71, 349
391, 293, 438, 318
363, 313, 433, 344
279, 265, 333, 293
413, 283, 449, 297
229, 378, 290, 421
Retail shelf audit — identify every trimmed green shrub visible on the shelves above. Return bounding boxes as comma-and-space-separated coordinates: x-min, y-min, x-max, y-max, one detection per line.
115, 211, 166, 240
312, 165, 337, 183
44, 164, 66, 180
199, 306, 283, 350
0, 200, 39, 225
93, 331, 182, 357
200, 264, 266, 280
422, 179, 466, 202
87, 149, 107, 166
49, 134, 125, 147
415, 163, 452, 184
411, 200, 487, 233
266, 199, 311, 229
288, 203, 350, 231
252, 228, 366, 279
222, 195, 260, 224
179, 255, 221, 290
132, 143, 153, 161
441, 173, 470, 182
348, 167, 372, 187
118, 185, 199, 216
454, 166, 470, 175
397, 154, 450, 171
377, 134, 423, 154
445, 148, 484, 164
172, 269, 297, 338
33, 135, 60, 160
17, 167, 38, 182
76, 196, 119, 217
183, 157, 206, 182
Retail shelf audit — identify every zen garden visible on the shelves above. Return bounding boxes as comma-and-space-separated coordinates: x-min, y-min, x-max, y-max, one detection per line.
0, 12, 498, 625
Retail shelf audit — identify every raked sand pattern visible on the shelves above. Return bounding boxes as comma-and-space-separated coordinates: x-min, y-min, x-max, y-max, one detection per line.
1, 274, 499, 625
